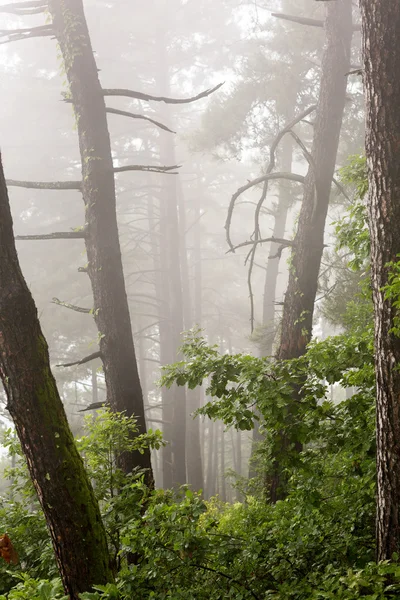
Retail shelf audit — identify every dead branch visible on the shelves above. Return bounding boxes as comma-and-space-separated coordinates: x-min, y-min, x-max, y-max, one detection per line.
229, 236, 295, 254
271, 12, 324, 27
272, 11, 360, 30
105, 107, 175, 133
15, 231, 85, 240
57, 351, 102, 368
102, 82, 223, 105
6, 179, 81, 190
225, 171, 305, 252
52, 297, 91, 314
0, 25, 54, 45
78, 401, 107, 412
114, 164, 180, 174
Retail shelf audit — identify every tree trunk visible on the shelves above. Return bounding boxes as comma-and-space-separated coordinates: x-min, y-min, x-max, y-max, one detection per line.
156, 30, 187, 488
48, 0, 153, 485
183, 179, 204, 491
0, 155, 113, 598
206, 420, 215, 498
249, 134, 293, 478
270, 0, 352, 501
359, 0, 400, 561
277, 0, 352, 361
147, 194, 173, 489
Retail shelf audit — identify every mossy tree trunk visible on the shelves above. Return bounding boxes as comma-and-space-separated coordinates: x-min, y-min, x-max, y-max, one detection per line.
48, 0, 153, 484
0, 155, 113, 598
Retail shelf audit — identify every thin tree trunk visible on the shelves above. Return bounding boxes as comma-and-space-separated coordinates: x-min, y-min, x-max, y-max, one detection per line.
359, 0, 400, 561
0, 155, 113, 599
147, 195, 173, 489
249, 135, 293, 478
182, 180, 204, 491
156, 35, 187, 488
270, 0, 352, 502
206, 420, 215, 498
220, 424, 226, 501
49, 0, 153, 484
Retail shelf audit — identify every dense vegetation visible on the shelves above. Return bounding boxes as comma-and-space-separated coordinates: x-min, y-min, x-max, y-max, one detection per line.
2, 0, 400, 598
1, 158, 400, 598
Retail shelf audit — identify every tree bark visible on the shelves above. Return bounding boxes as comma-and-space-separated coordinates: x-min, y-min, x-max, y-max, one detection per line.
359, 0, 400, 562
270, 0, 352, 502
48, 0, 153, 484
0, 155, 113, 598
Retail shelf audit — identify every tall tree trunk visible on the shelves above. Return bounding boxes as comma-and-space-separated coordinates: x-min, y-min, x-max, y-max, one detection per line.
183, 180, 204, 491
0, 156, 113, 599
49, 0, 153, 484
359, 0, 400, 561
270, 0, 352, 501
220, 423, 226, 501
156, 31, 187, 488
249, 135, 293, 478
206, 420, 215, 498
147, 195, 173, 489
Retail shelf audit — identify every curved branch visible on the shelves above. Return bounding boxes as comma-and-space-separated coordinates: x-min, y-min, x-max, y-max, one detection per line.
15, 231, 85, 240
56, 351, 102, 368
6, 179, 81, 190
106, 107, 175, 133
103, 82, 224, 105
52, 297, 91, 314
225, 172, 305, 251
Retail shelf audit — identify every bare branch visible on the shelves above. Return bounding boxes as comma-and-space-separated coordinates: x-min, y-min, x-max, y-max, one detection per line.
15, 231, 85, 241
103, 82, 224, 105
0, 1, 46, 9
7, 179, 81, 190
0, 25, 54, 45
78, 401, 107, 412
229, 236, 295, 254
225, 172, 305, 251
57, 351, 102, 368
105, 107, 175, 133
52, 297, 91, 314
272, 9, 360, 31
114, 164, 180, 174
271, 12, 324, 27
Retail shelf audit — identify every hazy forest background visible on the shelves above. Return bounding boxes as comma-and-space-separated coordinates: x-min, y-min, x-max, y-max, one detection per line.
1, 0, 399, 598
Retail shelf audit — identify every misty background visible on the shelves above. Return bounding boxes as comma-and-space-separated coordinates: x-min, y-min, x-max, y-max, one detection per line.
0, 0, 363, 497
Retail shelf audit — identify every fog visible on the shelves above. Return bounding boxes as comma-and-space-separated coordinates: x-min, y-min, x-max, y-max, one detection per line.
0, 0, 363, 498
